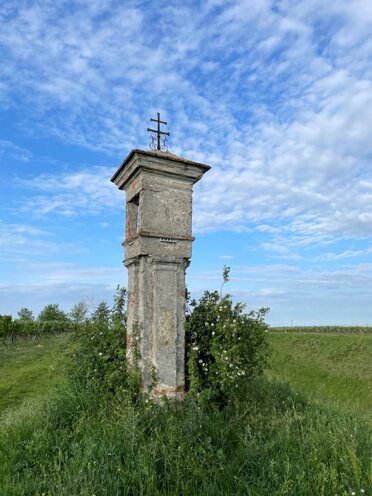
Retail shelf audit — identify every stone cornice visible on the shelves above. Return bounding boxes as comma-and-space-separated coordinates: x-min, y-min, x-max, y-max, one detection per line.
111, 148, 210, 190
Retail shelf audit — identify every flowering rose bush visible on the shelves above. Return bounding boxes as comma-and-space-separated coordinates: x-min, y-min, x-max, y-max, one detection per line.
185, 267, 270, 402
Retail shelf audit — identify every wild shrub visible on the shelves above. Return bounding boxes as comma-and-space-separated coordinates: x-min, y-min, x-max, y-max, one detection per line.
0, 315, 13, 343
185, 267, 270, 403
67, 286, 140, 398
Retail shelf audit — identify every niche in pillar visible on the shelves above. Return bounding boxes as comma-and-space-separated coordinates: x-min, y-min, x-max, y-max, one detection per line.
126, 193, 140, 239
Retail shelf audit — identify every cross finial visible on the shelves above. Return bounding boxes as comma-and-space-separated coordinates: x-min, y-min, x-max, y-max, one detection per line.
147, 112, 170, 151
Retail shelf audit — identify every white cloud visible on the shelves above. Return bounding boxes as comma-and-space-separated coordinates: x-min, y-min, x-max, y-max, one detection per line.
3, 0, 370, 250
0, 257, 127, 317
0, 221, 76, 259
17, 166, 121, 217
315, 250, 365, 262
193, 69, 372, 240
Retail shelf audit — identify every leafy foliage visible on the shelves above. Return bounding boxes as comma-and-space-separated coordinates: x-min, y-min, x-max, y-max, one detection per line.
17, 308, 34, 321
91, 301, 111, 326
186, 267, 270, 402
67, 286, 139, 398
0, 315, 13, 343
68, 301, 89, 325
38, 304, 68, 322
1, 315, 74, 343
6, 268, 270, 408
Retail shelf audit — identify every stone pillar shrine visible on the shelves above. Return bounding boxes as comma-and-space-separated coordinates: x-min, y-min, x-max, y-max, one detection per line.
111, 144, 210, 398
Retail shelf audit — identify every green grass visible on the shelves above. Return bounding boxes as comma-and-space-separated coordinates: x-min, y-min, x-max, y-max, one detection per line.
0, 380, 371, 495
0, 331, 371, 495
268, 332, 372, 414
0, 334, 69, 417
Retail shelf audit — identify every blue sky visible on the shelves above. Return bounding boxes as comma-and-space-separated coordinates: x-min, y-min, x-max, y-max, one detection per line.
1, 0, 372, 325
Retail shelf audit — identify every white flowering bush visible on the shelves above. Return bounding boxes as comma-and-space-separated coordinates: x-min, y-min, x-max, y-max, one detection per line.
185, 268, 270, 402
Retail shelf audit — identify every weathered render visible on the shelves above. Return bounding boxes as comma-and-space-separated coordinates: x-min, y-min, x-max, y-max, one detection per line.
111, 149, 210, 398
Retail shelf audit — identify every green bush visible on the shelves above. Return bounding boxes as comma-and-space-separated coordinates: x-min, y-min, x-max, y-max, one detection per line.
185, 267, 270, 403
67, 286, 139, 397
0, 315, 13, 342
68, 321, 129, 394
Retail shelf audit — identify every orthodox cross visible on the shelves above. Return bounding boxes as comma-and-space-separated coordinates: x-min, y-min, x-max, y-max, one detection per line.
147, 112, 170, 151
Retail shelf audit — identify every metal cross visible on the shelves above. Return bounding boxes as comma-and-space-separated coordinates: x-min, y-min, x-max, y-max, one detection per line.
147, 112, 170, 151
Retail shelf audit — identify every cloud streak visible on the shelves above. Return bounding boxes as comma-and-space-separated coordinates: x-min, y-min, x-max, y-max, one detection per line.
17, 166, 121, 217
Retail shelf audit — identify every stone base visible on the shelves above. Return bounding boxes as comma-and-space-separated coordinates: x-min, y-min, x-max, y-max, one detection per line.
150, 385, 185, 400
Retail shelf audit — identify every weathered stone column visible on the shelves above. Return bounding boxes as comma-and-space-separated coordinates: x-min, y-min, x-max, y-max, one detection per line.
111, 149, 210, 398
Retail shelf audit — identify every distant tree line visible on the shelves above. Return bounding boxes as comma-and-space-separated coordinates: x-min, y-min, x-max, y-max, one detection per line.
0, 299, 113, 344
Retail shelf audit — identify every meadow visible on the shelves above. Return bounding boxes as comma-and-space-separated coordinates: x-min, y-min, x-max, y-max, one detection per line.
0, 333, 68, 416
0, 329, 371, 495
268, 331, 372, 414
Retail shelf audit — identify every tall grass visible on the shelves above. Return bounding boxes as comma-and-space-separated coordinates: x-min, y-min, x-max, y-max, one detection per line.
1, 329, 371, 495
1, 378, 371, 495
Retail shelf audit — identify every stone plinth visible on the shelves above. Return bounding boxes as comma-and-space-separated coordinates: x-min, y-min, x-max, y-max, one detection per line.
111, 149, 210, 398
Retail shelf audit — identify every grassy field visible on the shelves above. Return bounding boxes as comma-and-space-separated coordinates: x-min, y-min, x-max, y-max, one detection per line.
3, 330, 371, 417
268, 332, 372, 414
0, 334, 69, 417
271, 325, 372, 334
0, 332, 371, 495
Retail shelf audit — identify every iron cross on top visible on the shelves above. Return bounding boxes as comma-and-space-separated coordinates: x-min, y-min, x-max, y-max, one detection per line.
147, 112, 170, 151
